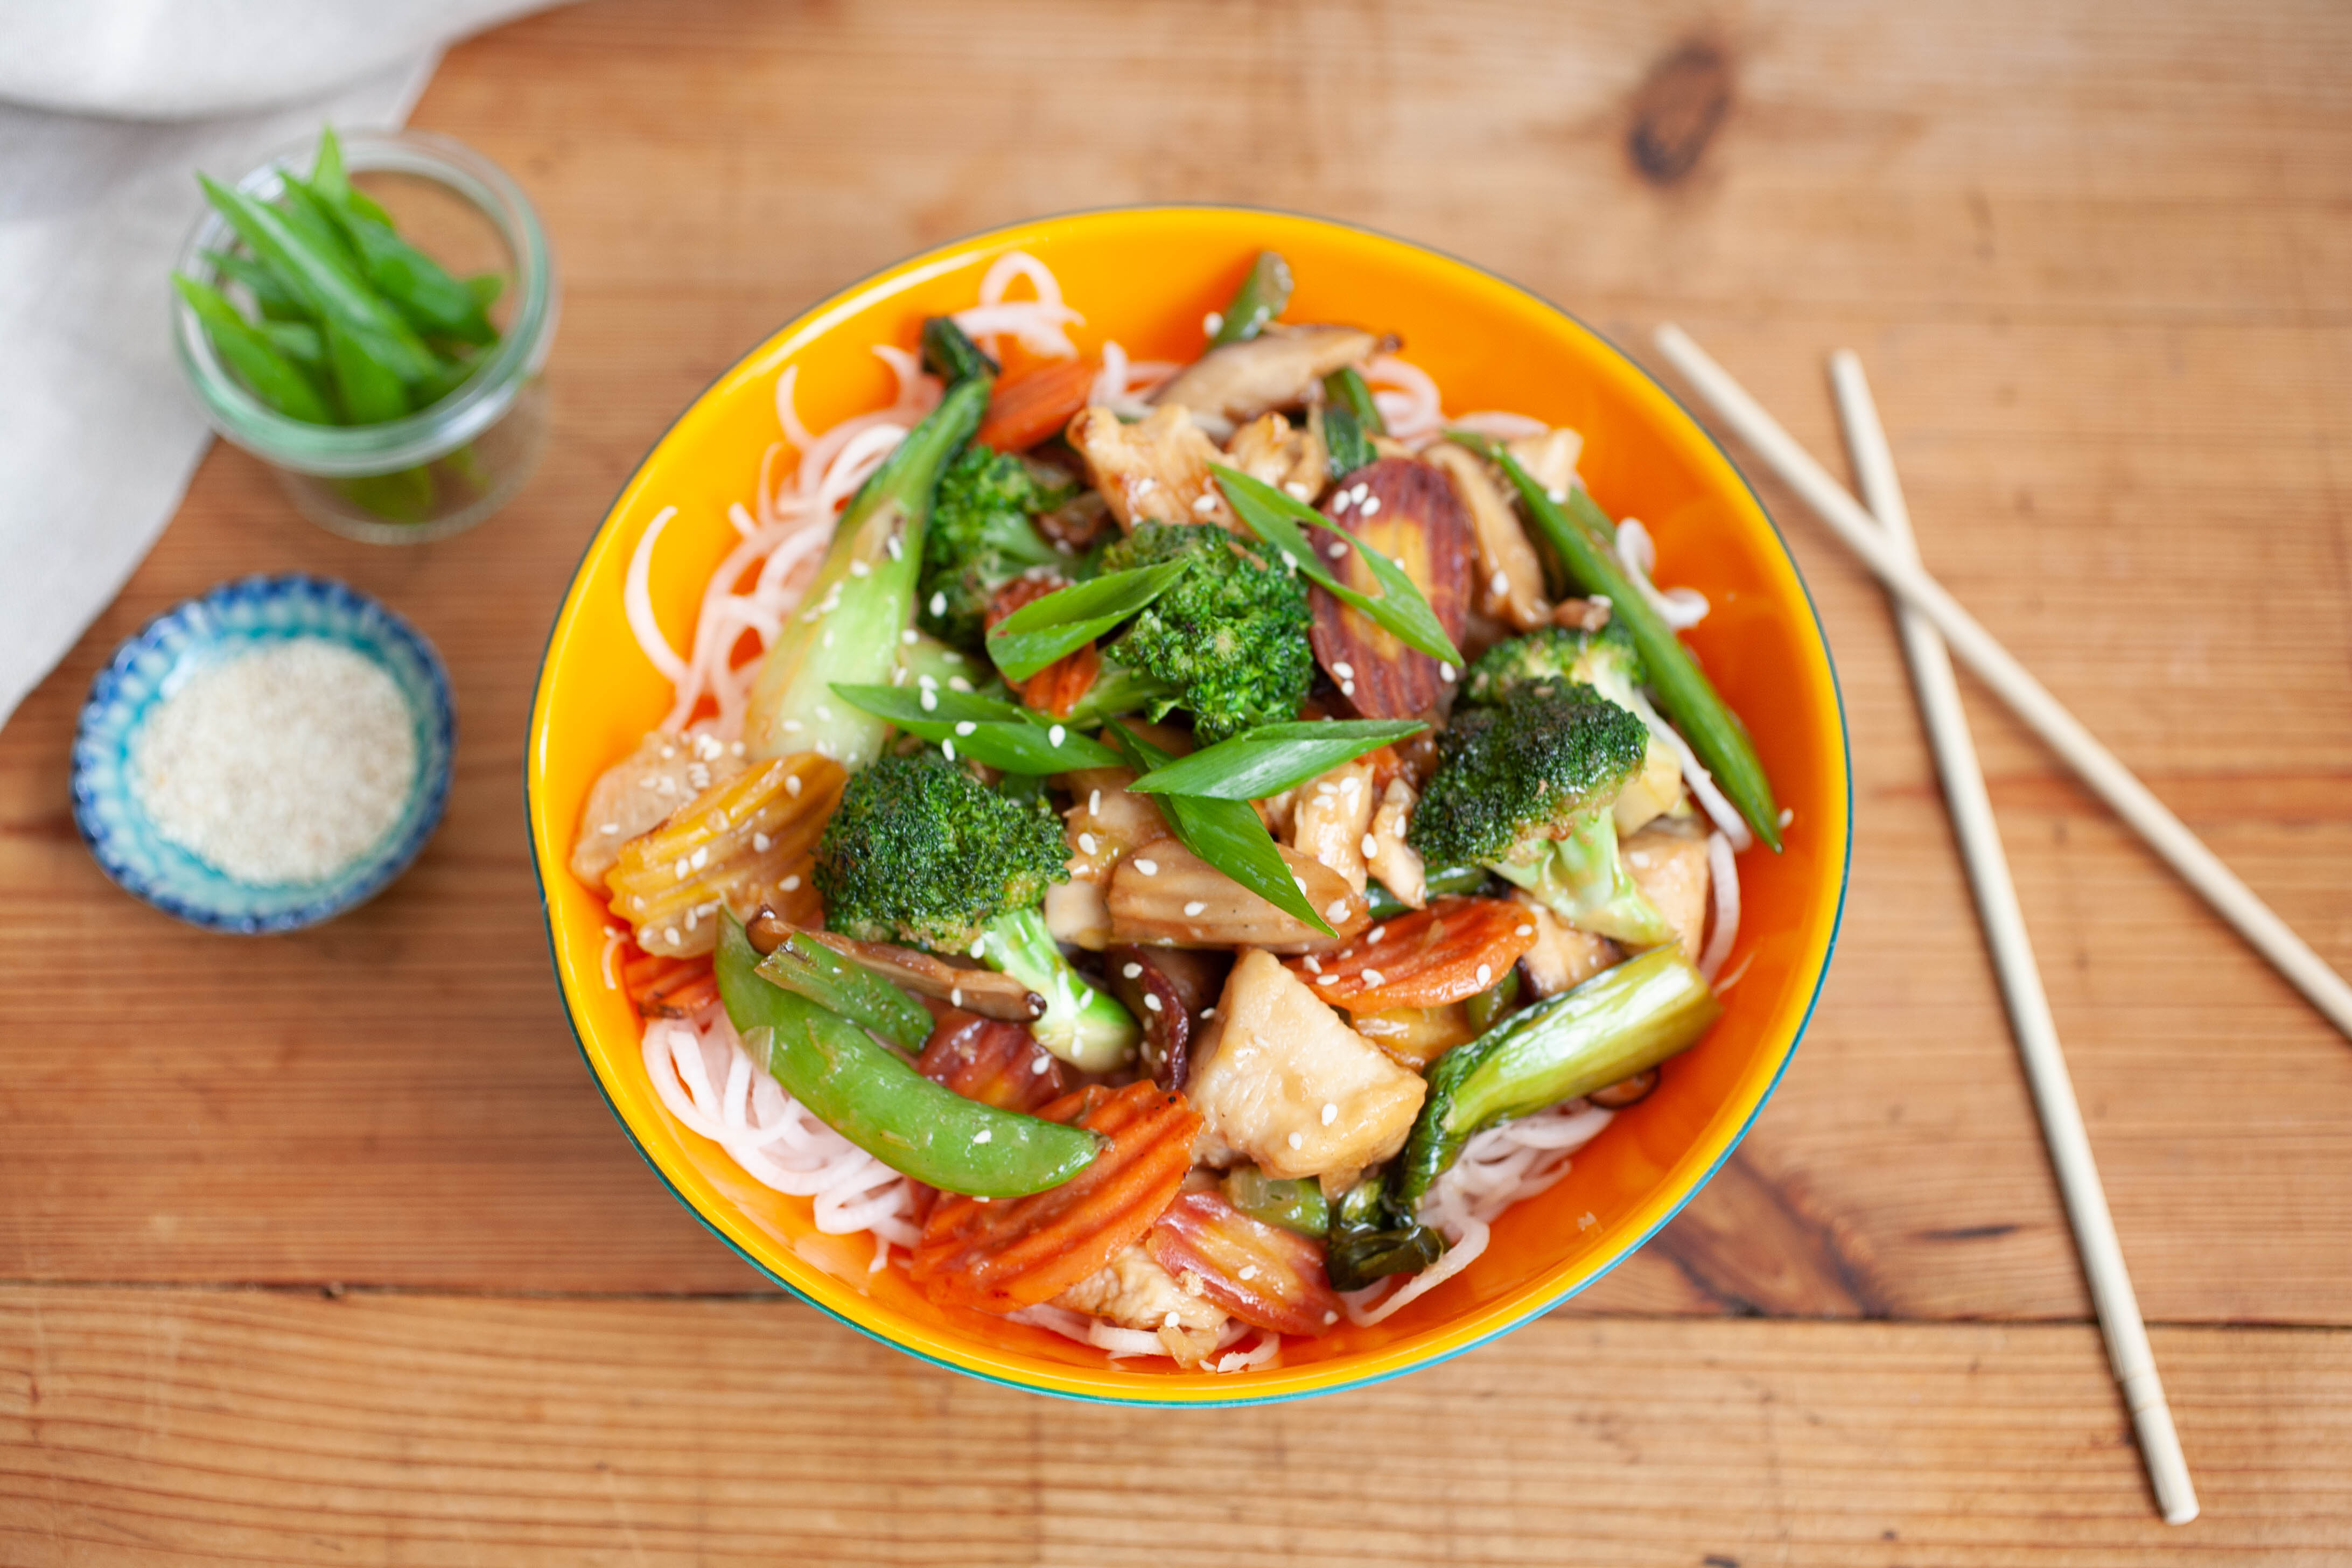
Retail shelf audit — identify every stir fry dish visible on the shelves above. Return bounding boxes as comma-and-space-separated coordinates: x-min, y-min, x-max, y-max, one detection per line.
576, 250, 1783, 1370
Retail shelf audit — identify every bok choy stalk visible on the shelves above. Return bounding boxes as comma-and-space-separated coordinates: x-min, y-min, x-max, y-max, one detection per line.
744, 320, 994, 766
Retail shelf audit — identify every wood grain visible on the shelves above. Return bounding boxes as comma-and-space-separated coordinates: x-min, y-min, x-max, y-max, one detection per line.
2, 1289, 2347, 1565
1, 0, 2351, 1551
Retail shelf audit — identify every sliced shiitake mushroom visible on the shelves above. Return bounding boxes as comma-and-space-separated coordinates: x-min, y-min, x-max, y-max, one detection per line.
1106, 837, 1369, 954
1105, 943, 1234, 1091
1308, 457, 1474, 720
1588, 1068, 1660, 1109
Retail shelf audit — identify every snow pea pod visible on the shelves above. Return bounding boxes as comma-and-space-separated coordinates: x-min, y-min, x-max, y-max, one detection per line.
197, 172, 437, 386
203, 249, 307, 323
295, 168, 498, 346
171, 275, 334, 424
716, 914, 1103, 1198
1210, 250, 1293, 346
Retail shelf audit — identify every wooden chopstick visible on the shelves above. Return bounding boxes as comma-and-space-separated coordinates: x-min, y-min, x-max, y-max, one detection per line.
1829, 351, 2199, 1527
1654, 323, 2352, 1046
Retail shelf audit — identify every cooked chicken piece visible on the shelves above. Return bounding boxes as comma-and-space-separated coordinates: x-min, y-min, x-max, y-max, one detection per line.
570, 729, 747, 887
1043, 880, 1112, 950
1152, 324, 1386, 432
1224, 411, 1327, 502
1108, 838, 1369, 953
1069, 404, 1236, 531
1289, 758, 1377, 895
1185, 949, 1427, 1182
1365, 777, 1426, 910
1514, 895, 1620, 996
1424, 442, 1550, 633
1613, 736, 1685, 837
1623, 820, 1712, 957
1505, 426, 1585, 498
1062, 767, 1171, 882
1052, 1243, 1228, 1368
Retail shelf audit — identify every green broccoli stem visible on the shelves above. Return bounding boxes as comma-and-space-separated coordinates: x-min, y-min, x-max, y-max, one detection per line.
1490, 814, 1674, 948
975, 904, 1139, 1071
1053, 656, 1181, 727
744, 373, 992, 766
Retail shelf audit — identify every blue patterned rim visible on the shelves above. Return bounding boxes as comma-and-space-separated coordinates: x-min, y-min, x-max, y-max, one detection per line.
71, 574, 456, 933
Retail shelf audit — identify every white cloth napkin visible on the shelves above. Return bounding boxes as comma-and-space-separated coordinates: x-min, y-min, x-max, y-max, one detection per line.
0, 2, 551, 731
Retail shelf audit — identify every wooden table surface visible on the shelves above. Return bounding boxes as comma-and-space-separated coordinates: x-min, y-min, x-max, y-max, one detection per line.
5, 1, 2350, 1562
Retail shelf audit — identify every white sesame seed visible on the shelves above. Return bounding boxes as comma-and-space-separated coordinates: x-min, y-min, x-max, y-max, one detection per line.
781, 874, 800, 891
1314, 780, 1337, 796
1316, 973, 1339, 985
1439, 663, 1458, 682
920, 690, 939, 711
1287, 1131, 1305, 1150
956, 720, 977, 737
886, 535, 903, 561
1490, 570, 1510, 597
972, 1129, 992, 1144
815, 704, 832, 720
662, 927, 679, 944
632, 896, 647, 910
1367, 925, 1384, 943
1360, 495, 1381, 516
1144, 993, 1163, 1013
1515, 924, 1534, 937
1135, 476, 1157, 494
730, 741, 745, 756
1135, 858, 1158, 876
901, 628, 918, 644
1164, 1311, 1181, 1329
848, 559, 871, 578
1238, 1264, 1259, 1280
1628, 850, 1652, 869
970, 937, 988, 958
1326, 899, 1350, 922
941, 739, 956, 762
1089, 789, 1101, 814
786, 775, 803, 796
1201, 1006, 1216, 1019
1341, 680, 1356, 697
948, 677, 974, 692
1303, 955, 1322, 974
1031, 1054, 1052, 1074
1361, 968, 1384, 986
1184, 900, 1207, 917
1285, 481, 1312, 500
1203, 311, 1223, 334
1327, 662, 1353, 682
1326, 541, 1348, 560
1476, 963, 1492, 985
1779, 808, 1795, 828
1361, 833, 1379, 857
659, 745, 676, 760
930, 591, 947, 617
1324, 1310, 1338, 1325
943, 650, 964, 665
600, 822, 621, 835
951, 986, 962, 1007
673, 858, 691, 879
1048, 725, 1066, 746
1079, 832, 1100, 855
690, 846, 709, 871
1321, 1102, 1338, 1125
1192, 493, 1217, 514
781, 720, 803, 734
1547, 487, 1568, 505
1120, 962, 1143, 979
684, 907, 699, 930
1340, 776, 1360, 797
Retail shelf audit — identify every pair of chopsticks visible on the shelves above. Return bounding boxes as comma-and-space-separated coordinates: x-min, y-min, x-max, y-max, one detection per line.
1649, 326, 2301, 1527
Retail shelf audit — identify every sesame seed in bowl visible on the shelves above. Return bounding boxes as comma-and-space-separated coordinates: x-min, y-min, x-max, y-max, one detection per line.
71, 575, 454, 934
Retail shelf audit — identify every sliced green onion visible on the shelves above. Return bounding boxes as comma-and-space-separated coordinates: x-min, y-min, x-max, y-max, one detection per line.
983, 560, 1189, 682
1213, 465, 1463, 667
831, 683, 1123, 773
1106, 724, 1334, 938
1124, 718, 1424, 801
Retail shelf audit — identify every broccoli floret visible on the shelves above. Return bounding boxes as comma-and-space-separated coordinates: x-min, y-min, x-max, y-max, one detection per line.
1409, 683, 1674, 947
815, 749, 1138, 1068
1464, 621, 1646, 710
917, 446, 1073, 649
1094, 522, 1313, 743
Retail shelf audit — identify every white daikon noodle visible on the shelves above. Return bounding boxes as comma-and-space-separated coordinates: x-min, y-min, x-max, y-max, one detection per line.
1697, 831, 1742, 984
1342, 1100, 1616, 1327
1008, 1304, 1279, 1371
1090, 339, 1181, 417
1363, 353, 1444, 441
1614, 518, 1711, 631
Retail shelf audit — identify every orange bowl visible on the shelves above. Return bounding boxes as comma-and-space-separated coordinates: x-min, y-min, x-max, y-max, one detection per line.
527, 208, 1850, 1403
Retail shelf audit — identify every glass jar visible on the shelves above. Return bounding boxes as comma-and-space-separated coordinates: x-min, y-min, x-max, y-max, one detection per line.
172, 129, 559, 545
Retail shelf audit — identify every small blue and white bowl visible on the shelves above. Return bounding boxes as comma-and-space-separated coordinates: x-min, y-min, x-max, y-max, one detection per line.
71, 575, 456, 933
